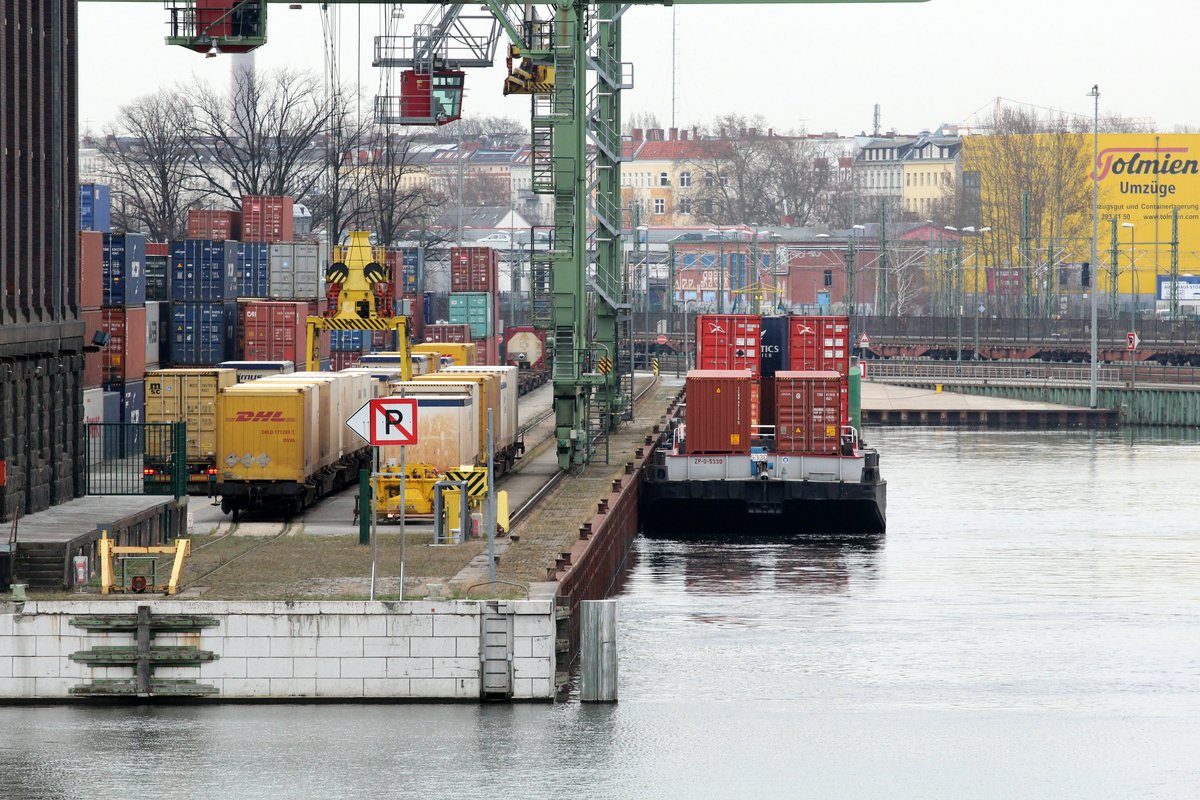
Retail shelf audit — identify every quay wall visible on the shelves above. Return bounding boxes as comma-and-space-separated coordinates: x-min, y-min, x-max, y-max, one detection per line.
0, 599, 556, 701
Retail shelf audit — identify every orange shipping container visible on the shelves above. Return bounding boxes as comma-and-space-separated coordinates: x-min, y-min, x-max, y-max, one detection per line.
79, 231, 104, 309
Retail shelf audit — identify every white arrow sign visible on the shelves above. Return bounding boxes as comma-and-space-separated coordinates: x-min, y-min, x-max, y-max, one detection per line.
346, 397, 419, 446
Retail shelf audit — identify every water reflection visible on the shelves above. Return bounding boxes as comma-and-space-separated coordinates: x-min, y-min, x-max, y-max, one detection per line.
642, 533, 881, 597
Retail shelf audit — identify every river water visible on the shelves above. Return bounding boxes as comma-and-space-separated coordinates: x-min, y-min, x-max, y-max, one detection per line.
3, 427, 1198, 799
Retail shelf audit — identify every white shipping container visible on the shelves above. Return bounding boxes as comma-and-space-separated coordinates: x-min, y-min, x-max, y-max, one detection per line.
83, 388, 106, 440
389, 381, 481, 466
379, 390, 477, 473
268, 242, 322, 300
439, 366, 519, 451
145, 300, 162, 368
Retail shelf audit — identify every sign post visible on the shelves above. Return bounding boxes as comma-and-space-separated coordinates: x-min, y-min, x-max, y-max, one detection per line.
347, 397, 419, 600
1126, 332, 1140, 391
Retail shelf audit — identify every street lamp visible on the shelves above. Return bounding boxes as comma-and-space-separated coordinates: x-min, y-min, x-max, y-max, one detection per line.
945, 226, 963, 362
682, 298, 702, 373
963, 226, 990, 358
1121, 221, 1136, 319
1088, 84, 1100, 409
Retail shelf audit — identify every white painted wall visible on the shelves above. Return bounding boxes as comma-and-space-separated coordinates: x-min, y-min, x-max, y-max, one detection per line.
0, 600, 556, 701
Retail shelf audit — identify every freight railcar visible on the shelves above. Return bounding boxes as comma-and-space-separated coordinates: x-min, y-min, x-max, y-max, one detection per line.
215, 371, 370, 518
143, 368, 237, 491
503, 326, 551, 394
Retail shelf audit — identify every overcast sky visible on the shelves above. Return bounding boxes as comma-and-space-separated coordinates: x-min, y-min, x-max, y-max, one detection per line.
79, 0, 1196, 137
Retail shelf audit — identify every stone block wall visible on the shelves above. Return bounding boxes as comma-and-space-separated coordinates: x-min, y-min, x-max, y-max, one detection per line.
0, 599, 556, 701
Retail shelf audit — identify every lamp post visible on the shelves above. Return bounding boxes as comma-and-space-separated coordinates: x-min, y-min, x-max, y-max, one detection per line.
945, 226, 963, 361
707, 228, 726, 314
682, 298, 701, 372
636, 223, 649, 369
1121, 221, 1136, 319
1088, 84, 1100, 409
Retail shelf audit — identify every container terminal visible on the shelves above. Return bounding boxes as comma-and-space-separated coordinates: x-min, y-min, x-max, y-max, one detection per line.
6, 0, 1197, 703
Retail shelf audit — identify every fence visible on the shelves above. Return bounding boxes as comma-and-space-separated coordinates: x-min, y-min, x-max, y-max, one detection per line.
85, 423, 186, 498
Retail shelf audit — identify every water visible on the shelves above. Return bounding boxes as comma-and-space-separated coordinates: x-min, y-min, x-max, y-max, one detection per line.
3, 428, 1199, 799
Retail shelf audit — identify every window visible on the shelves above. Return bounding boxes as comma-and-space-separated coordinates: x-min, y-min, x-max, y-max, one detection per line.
653, 198, 665, 214
659, 172, 669, 186
701, 199, 713, 215
823, 270, 833, 287
704, 172, 714, 188
678, 197, 693, 215
680, 171, 692, 188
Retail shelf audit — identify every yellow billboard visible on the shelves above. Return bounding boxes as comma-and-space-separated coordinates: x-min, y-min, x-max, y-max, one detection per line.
963, 131, 1200, 301
1095, 133, 1200, 296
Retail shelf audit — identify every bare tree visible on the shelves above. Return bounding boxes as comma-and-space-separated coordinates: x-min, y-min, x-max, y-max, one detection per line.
626, 111, 662, 131
448, 115, 527, 143
355, 127, 443, 247
185, 68, 336, 206
458, 172, 510, 208
98, 90, 198, 240
304, 90, 373, 245
687, 115, 836, 227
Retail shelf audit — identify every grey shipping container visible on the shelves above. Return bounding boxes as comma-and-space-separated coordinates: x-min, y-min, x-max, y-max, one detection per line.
269, 243, 321, 300
145, 300, 163, 369
101, 390, 122, 459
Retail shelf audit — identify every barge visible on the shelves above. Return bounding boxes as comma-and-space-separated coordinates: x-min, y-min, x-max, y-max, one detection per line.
642, 314, 886, 535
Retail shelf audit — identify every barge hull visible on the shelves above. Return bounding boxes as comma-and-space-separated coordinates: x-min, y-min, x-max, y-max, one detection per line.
641, 477, 886, 535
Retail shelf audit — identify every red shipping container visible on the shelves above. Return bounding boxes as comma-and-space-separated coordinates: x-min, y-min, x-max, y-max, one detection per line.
238, 300, 327, 363
241, 195, 294, 243
787, 315, 851, 376
79, 231, 104, 309
696, 314, 762, 377
472, 335, 500, 366
425, 323, 472, 344
146, 241, 170, 258
81, 309, 105, 389
402, 293, 425, 342
774, 370, 846, 456
329, 351, 363, 371
449, 247, 499, 293
187, 209, 243, 241
100, 306, 148, 384
685, 369, 753, 455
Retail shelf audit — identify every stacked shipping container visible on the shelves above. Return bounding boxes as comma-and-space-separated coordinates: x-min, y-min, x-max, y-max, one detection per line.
690, 315, 853, 457
447, 247, 500, 366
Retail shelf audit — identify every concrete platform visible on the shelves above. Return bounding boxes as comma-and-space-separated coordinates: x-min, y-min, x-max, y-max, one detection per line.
861, 382, 1117, 427
8, 495, 187, 589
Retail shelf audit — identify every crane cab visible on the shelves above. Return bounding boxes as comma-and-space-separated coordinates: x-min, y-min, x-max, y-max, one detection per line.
165, 1, 268, 55
376, 70, 465, 126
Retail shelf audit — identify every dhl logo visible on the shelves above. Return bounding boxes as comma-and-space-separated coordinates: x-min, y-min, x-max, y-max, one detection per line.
1091, 147, 1197, 180
232, 410, 287, 422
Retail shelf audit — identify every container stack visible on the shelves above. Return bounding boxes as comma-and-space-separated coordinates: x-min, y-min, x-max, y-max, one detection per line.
238, 300, 328, 366
170, 239, 238, 365
691, 314, 852, 457
79, 184, 111, 233
387, 247, 425, 341
329, 329, 370, 371
448, 246, 501, 365
79, 207, 109, 441
145, 241, 171, 302
99, 231, 150, 454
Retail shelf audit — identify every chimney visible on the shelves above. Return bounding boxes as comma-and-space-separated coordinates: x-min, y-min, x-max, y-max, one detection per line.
669, 127, 678, 141
680, 130, 689, 141
767, 128, 774, 137
632, 128, 644, 142
748, 127, 758, 138
693, 126, 700, 140
648, 128, 664, 141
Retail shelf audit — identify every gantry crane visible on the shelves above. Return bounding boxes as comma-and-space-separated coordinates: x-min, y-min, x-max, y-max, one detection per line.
306, 231, 412, 378
131, 0, 923, 469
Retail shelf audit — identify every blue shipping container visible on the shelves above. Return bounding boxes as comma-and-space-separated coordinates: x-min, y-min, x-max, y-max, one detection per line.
101, 380, 146, 457
760, 316, 789, 377
80, 183, 112, 233
171, 240, 239, 301
101, 390, 122, 459
422, 292, 433, 324
171, 301, 237, 365
397, 247, 422, 293
329, 329, 368, 352
102, 233, 148, 307
236, 242, 271, 298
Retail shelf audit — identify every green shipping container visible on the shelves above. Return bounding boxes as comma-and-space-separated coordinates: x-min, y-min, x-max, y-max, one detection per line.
448, 292, 493, 339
